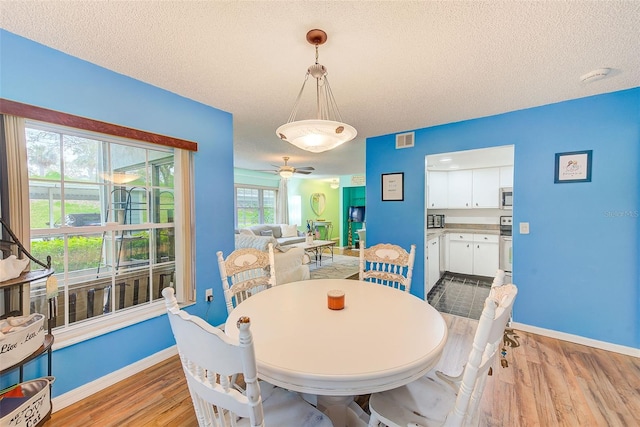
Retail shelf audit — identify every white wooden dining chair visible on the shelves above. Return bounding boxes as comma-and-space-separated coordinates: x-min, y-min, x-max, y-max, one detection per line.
359, 243, 416, 292
162, 287, 333, 427
491, 269, 506, 288
217, 244, 277, 316
368, 284, 518, 427
436, 269, 509, 388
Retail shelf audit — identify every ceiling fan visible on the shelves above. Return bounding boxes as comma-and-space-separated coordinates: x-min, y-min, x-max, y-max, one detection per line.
261, 156, 314, 178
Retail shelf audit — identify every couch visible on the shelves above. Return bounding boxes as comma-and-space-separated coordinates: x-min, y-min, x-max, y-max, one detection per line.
239, 224, 306, 246
234, 234, 310, 285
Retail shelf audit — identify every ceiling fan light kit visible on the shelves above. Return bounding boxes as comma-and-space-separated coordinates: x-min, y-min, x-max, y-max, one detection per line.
264, 156, 315, 178
276, 29, 357, 153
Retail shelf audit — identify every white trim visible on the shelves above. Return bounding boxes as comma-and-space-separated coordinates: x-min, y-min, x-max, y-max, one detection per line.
512, 322, 640, 358
51, 345, 178, 412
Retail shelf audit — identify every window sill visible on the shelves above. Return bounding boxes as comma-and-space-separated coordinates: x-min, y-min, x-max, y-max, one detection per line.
51, 300, 193, 350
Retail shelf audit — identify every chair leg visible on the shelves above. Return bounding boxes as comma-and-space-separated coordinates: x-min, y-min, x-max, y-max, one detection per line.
368, 413, 382, 426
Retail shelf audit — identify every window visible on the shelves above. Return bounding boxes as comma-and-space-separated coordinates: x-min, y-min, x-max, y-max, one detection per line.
23, 121, 191, 336
235, 186, 276, 227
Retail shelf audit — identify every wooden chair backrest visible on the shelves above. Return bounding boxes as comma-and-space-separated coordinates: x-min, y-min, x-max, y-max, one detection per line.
217, 244, 277, 315
359, 243, 416, 292
163, 287, 265, 427
445, 284, 518, 426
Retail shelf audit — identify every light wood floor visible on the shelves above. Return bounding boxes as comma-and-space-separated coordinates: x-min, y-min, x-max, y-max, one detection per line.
47, 313, 639, 427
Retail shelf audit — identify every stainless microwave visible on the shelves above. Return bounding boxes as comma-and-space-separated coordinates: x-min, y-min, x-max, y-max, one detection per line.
500, 187, 513, 210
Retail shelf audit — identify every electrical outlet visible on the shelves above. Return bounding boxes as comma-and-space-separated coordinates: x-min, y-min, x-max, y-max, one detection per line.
205, 288, 213, 302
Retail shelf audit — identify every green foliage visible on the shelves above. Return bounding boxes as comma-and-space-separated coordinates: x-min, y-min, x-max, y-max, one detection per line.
31, 236, 103, 272
30, 200, 101, 229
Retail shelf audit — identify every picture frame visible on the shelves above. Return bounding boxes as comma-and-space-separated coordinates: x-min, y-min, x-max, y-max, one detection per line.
381, 172, 404, 201
554, 150, 592, 183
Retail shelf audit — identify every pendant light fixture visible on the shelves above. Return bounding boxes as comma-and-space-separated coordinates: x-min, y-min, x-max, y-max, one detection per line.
276, 29, 356, 153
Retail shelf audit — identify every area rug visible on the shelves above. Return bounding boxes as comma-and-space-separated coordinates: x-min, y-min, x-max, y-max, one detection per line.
309, 254, 360, 280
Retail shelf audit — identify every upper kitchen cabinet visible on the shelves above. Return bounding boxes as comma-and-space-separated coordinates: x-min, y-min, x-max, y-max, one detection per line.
426, 145, 514, 211
500, 166, 514, 188
448, 170, 473, 208
472, 168, 500, 208
427, 171, 448, 208
447, 168, 500, 209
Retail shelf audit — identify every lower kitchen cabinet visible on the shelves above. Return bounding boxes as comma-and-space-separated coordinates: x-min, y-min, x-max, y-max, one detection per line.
426, 236, 440, 293
472, 234, 499, 277
448, 233, 474, 275
448, 233, 498, 277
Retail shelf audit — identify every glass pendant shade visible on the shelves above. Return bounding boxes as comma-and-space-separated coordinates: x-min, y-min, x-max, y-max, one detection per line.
277, 119, 357, 153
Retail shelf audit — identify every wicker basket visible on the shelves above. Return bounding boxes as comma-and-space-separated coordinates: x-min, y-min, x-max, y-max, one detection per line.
0, 313, 46, 371
0, 377, 54, 427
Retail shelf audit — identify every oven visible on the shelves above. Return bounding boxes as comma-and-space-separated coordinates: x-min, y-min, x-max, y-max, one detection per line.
499, 216, 512, 273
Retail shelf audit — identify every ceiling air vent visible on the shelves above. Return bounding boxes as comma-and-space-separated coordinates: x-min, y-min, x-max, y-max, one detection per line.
396, 132, 414, 149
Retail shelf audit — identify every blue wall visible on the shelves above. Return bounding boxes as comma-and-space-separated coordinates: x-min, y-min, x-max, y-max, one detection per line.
1, 30, 237, 395
366, 88, 639, 349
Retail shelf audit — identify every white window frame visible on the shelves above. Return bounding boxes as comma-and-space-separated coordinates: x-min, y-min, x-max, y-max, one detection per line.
23, 120, 195, 349
234, 185, 277, 227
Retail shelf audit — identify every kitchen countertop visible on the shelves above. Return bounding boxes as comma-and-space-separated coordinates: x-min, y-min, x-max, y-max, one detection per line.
427, 225, 500, 240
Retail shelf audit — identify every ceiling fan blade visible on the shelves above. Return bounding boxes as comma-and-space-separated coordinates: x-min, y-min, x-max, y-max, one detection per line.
295, 170, 312, 175
295, 166, 315, 171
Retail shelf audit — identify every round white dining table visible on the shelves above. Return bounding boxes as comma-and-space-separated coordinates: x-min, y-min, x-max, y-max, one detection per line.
224, 278, 448, 427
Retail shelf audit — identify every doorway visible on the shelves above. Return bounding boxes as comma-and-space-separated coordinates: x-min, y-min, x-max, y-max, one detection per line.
424, 145, 514, 314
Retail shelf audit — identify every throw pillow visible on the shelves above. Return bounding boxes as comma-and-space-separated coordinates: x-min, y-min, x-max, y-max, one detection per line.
281, 224, 298, 238
238, 228, 254, 235
235, 235, 278, 252
260, 230, 274, 237
270, 226, 282, 238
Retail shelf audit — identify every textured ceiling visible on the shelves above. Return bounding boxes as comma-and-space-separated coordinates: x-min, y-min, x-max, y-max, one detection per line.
1, 1, 639, 180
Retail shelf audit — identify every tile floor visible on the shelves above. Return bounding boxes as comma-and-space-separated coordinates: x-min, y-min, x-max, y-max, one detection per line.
427, 272, 492, 320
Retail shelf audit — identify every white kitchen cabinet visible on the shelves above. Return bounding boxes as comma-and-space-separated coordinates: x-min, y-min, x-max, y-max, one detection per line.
448, 233, 474, 274
427, 236, 440, 293
447, 170, 473, 208
472, 168, 500, 208
446, 168, 500, 209
472, 234, 499, 277
448, 233, 499, 277
500, 166, 514, 188
427, 171, 448, 208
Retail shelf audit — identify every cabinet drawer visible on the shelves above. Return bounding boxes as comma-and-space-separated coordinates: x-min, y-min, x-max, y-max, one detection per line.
473, 234, 499, 243
448, 233, 474, 242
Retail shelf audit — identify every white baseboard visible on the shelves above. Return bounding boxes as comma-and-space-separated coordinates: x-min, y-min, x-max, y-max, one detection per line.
51, 345, 178, 412
511, 322, 640, 358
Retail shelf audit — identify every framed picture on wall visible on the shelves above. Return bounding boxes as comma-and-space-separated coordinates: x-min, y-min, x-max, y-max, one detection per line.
554, 150, 592, 183
381, 172, 404, 201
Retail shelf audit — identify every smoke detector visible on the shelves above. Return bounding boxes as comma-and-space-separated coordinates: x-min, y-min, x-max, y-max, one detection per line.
580, 68, 611, 84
